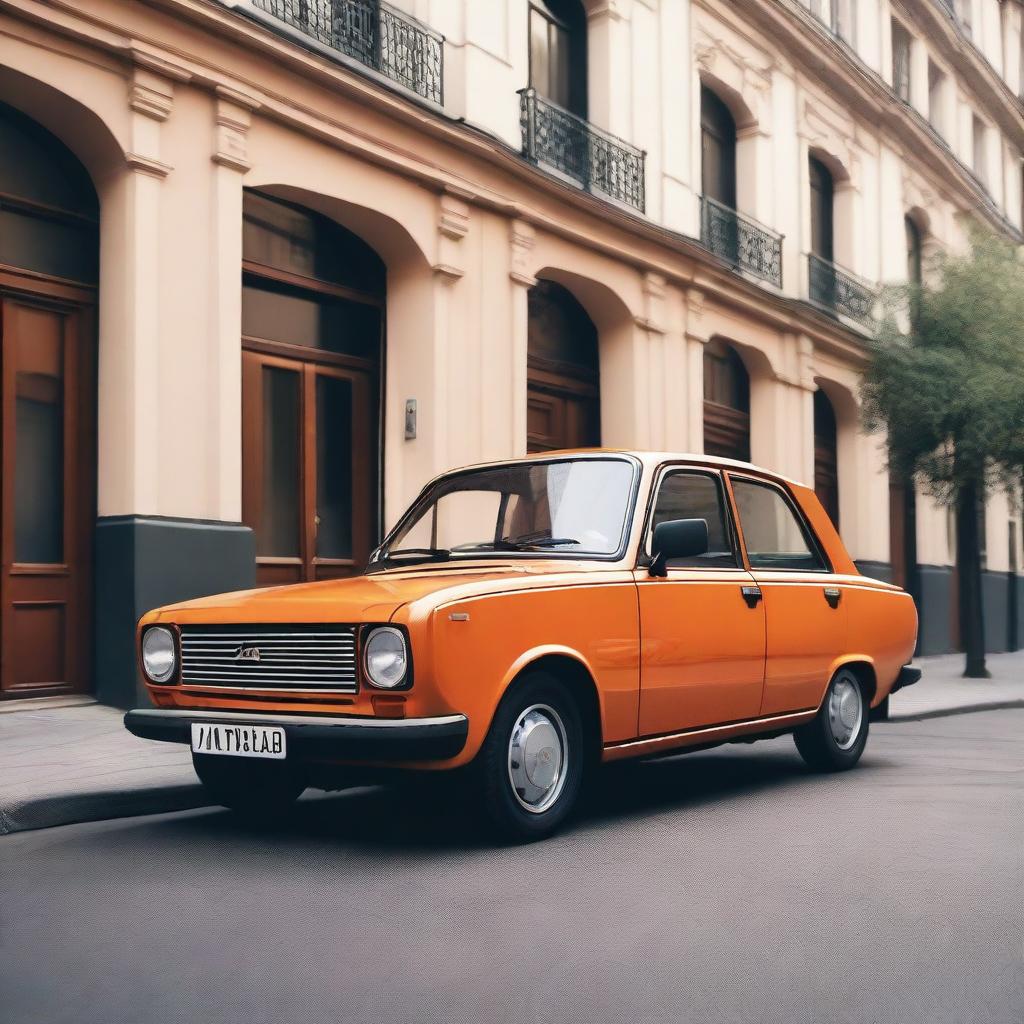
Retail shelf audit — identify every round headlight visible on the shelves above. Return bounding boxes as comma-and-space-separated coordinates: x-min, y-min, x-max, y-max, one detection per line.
142, 626, 177, 684
364, 627, 408, 689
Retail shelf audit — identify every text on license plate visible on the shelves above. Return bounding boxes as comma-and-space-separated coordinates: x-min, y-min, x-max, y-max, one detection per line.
191, 722, 286, 760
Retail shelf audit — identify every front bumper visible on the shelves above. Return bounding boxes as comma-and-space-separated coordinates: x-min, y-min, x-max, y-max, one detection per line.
124, 708, 469, 762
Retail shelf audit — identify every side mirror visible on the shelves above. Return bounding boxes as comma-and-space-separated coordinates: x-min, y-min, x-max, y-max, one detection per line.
649, 518, 709, 578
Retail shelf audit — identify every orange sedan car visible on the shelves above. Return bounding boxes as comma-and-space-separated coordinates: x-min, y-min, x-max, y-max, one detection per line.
126, 451, 919, 840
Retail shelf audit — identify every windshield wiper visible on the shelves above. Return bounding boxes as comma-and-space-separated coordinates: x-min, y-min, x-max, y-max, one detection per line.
375, 547, 451, 565
510, 536, 581, 548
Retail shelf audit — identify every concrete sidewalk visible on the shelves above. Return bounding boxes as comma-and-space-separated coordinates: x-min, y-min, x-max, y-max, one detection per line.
0, 703, 205, 835
888, 649, 1024, 720
1, 649, 1022, 835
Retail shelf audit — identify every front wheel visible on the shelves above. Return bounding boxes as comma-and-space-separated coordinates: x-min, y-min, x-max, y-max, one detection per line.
793, 668, 869, 772
474, 672, 586, 842
192, 754, 306, 820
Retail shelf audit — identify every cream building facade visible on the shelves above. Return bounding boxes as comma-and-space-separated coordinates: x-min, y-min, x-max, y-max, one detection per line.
0, 0, 1021, 706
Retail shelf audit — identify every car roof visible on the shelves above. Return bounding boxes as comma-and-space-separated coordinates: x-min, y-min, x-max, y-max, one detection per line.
443, 449, 805, 489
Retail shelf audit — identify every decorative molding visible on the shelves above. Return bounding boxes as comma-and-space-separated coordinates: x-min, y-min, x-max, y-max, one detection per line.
128, 45, 194, 84
509, 218, 537, 288
639, 271, 667, 334
438, 194, 470, 241
432, 263, 464, 282
129, 68, 174, 122
125, 152, 173, 179
685, 286, 707, 343
213, 88, 258, 174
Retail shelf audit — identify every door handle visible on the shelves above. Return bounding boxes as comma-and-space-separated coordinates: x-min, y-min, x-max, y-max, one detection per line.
741, 586, 762, 609
824, 586, 842, 609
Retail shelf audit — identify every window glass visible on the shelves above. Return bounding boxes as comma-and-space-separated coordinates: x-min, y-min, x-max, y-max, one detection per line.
382, 458, 633, 560
242, 281, 381, 361
258, 366, 301, 558
731, 478, 825, 571
648, 472, 737, 568
315, 375, 353, 559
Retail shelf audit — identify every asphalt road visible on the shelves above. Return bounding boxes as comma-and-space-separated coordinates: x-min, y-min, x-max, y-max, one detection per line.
1, 710, 1021, 1024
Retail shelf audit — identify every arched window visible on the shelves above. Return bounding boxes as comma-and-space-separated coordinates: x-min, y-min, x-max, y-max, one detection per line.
809, 156, 834, 263
527, 280, 600, 452
702, 340, 750, 462
701, 86, 737, 210
241, 191, 385, 585
529, 0, 588, 117
0, 101, 98, 283
813, 389, 840, 529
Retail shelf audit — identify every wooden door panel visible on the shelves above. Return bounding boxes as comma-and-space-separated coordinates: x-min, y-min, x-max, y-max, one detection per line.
1, 297, 93, 697
243, 350, 378, 585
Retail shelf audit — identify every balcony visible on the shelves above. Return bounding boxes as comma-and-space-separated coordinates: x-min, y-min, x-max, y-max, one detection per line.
699, 196, 783, 288
807, 254, 876, 326
252, 0, 444, 105
518, 88, 645, 213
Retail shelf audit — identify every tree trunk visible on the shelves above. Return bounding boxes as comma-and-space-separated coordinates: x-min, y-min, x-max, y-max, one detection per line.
956, 479, 990, 678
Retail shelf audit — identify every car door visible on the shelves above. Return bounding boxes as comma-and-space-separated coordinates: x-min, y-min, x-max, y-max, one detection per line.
634, 468, 766, 736
727, 474, 847, 717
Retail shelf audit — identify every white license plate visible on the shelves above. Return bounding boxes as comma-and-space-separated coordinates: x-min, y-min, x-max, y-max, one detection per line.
191, 722, 286, 760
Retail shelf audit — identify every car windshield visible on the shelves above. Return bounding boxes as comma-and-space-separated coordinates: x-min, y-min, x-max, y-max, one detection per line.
373, 457, 636, 566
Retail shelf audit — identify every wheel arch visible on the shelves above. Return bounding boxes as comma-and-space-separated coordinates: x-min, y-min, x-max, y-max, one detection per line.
496, 647, 604, 764
829, 657, 878, 708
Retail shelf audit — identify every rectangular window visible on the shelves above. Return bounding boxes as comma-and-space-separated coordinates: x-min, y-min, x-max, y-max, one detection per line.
891, 20, 912, 103
973, 114, 988, 185
648, 471, 738, 569
731, 477, 826, 572
928, 60, 946, 135
832, 0, 855, 44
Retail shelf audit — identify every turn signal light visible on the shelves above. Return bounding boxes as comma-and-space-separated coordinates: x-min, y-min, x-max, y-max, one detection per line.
371, 695, 406, 719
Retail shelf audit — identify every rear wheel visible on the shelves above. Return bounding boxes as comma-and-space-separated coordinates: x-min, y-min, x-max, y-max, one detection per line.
474, 671, 586, 842
793, 668, 869, 771
192, 754, 306, 819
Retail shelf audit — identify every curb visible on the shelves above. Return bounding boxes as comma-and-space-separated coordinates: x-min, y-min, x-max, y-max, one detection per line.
886, 699, 1024, 724
0, 783, 211, 836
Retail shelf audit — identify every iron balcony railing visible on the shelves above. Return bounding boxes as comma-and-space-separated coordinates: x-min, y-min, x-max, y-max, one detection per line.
808, 254, 876, 326
699, 196, 783, 288
252, 0, 444, 104
518, 88, 646, 213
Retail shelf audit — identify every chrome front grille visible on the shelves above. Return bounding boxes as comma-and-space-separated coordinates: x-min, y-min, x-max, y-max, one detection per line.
179, 625, 358, 693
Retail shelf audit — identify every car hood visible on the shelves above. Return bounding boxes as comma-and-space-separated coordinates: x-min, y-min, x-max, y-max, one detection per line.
148, 560, 617, 625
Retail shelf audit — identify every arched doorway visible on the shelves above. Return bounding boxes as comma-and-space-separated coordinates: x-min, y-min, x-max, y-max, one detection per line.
702, 339, 750, 462
526, 279, 600, 452
813, 389, 840, 528
241, 191, 383, 585
0, 102, 97, 698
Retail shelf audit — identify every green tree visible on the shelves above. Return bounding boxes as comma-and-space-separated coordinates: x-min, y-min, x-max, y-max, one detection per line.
862, 230, 1024, 678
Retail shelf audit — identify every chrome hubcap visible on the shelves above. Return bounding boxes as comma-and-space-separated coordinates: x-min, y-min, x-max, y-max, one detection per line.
507, 703, 568, 814
828, 675, 863, 750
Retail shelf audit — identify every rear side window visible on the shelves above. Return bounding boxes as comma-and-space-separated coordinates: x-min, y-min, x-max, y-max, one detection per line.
730, 478, 825, 571
648, 471, 738, 568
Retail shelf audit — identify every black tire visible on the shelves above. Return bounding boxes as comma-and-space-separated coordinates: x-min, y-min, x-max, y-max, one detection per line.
474, 671, 586, 843
794, 667, 869, 772
192, 753, 306, 819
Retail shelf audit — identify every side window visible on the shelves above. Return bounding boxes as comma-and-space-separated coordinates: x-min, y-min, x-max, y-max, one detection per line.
648, 471, 738, 568
731, 478, 825, 571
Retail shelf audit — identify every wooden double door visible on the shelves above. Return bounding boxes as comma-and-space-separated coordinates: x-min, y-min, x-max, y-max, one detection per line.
242, 349, 378, 586
0, 287, 95, 698
526, 357, 600, 453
